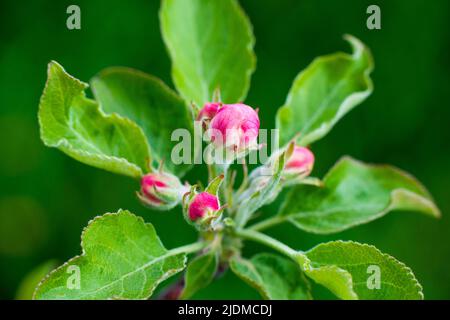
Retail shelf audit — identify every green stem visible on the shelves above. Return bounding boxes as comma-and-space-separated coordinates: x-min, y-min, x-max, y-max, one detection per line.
248, 215, 287, 231
235, 228, 298, 259
214, 163, 231, 209
221, 163, 229, 199
207, 164, 217, 183
236, 159, 249, 195
226, 170, 237, 209
169, 241, 207, 256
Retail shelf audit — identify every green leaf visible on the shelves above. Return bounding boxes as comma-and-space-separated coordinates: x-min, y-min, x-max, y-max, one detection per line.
205, 174, 225, 195
299, 241, 423, 300
235, 151, 286, 227
160, 0, 256, 106
15, 260, 57, 300
39, 61, 151, 178
34, 210, 188, 300
91, 67, 193, 176
230, 253, 311, 300
180, 250, 218, 299
278, 156, 440, 234
276, 35, 374, 146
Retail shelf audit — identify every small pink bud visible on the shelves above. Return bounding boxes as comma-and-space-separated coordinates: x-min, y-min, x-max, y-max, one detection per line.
138, 172, 187, 210
196, 102, 221, 122
285, 146, 315, 177
208, 103, 260, 154
188, 192, 220, 221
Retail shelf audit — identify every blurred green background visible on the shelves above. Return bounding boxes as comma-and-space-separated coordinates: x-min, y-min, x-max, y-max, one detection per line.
1, 0, 449, 299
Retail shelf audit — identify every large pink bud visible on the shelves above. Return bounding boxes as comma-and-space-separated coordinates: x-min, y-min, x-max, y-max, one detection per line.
284, 146, 315, 177
188, 192, 220, 221
208, 103, 260, 154
138, 172, 187, 210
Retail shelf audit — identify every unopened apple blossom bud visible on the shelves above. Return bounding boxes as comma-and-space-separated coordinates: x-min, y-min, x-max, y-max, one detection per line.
137, 172, 188, 210
284, 146, 314, 178
197, 102, 221, 123
207, 103, 260, 158
182, 175, 225, 229
243, 145, 315, 198
188, 192, 220, 221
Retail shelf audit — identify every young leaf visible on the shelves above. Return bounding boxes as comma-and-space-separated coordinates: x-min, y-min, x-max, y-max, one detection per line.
91, 67, 193, 176
160, 0, 256, 106
230, 253, 311, 300
235, 151, 286, 227
34, 210, 188, 300
15, 260, 57, 300
180, 250, 219, 299
205, 174, 225, 195
277, 157, 440, 234
276, 35, 373, 147
299, 241, 424, 300
39, 61, 151, 178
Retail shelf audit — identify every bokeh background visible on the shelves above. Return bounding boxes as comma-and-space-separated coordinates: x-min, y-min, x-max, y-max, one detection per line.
1, 0, 449, 299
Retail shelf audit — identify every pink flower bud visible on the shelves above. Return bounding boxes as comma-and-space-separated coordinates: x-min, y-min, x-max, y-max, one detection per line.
208, 103, 260, 154
196, 102, 221, 122
138, 172, 187, 210
285, 146, 314, 177
188, 192, 220, 221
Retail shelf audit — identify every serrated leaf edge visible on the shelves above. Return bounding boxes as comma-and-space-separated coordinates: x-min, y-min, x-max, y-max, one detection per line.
33, 210, 187, 300
38, 61, 151, 178
280, 156, 440, 234
303, 240, 424, 300
230, 253, 313, 300
91, 65, 194, 177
